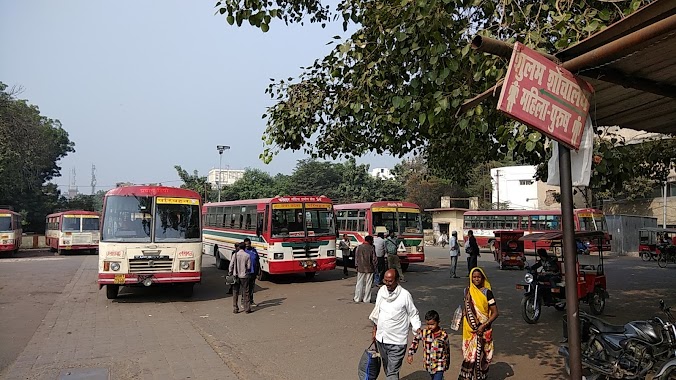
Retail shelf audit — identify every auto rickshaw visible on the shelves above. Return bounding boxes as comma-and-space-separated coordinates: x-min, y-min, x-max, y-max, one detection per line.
639, 227, 676, 263
492, 230, 525, 270
516, 230, 608, 323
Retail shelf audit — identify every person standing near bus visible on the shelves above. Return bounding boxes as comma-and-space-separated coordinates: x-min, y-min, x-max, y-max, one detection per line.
339, 234, 351, 278
386, 231, 406, 282
229, 242, 251, 314
466, 230, 480, 276
374, 232, 387, 285
243, 238, 259, 307
354, 235, 377, 303
449, 231, 460, 278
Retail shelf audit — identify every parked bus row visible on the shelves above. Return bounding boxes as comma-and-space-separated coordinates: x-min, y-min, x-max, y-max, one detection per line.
462, 208, 611, 251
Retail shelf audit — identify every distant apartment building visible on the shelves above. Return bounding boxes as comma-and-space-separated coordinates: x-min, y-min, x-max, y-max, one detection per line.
207, 168, 245, 187
491, 166, 563, 210
369, 167, 394, 180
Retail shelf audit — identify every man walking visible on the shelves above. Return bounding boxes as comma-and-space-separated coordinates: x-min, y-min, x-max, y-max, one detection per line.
243, 238, 259, 306
449, 231, 460, 278
369, 269, 421, 380
373, 232, 387, 285
339, 234, 351, 278
354, 235, 377, 303
385, 231, 405, 282
466, 229, 480, 276
228, 242, 251, 314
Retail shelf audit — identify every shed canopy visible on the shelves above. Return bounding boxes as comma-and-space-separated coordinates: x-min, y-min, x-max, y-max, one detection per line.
463, 0, 676, 134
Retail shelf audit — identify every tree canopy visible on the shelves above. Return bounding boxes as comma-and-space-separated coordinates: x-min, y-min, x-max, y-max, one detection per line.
0, 83, 75, 231
215, 0, 674, 194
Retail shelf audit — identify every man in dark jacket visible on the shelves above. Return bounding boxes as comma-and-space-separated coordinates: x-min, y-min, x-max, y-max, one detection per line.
466, 230, 480, 276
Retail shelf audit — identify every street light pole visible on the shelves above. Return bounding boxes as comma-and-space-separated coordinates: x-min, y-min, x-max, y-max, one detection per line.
216, 145, 230, 202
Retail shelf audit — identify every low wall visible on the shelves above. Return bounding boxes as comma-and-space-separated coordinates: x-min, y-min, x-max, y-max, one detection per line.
21, 235, 48, 249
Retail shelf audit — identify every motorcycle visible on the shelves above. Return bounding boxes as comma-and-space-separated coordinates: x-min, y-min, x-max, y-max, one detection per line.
517, 260, 568, 324
559, 300, 676, 379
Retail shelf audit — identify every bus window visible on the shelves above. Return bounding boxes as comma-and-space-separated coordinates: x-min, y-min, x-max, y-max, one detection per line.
398, 211, 422, 234
305, 204, 335, 236
372, 211, 396, 234
62, 217, 80, 231
155, 203, 200, 241
272, 207, 305, 237
101, 196, 153, 242
520, 216, 529, 230
0, 215, 11, 231
82, 217, 100, 231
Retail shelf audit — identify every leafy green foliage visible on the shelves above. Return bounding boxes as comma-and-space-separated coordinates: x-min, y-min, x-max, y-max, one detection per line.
0, 83, 75, 232
174, 165, 213, 201
216, 0, 662, 192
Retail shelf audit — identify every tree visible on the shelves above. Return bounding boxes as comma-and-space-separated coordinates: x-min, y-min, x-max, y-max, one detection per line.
174, 166, 213, 201
0, 83, 75, 232
286, 159, 343, 199
226, 168, 279, 199
216, 0, 664, 191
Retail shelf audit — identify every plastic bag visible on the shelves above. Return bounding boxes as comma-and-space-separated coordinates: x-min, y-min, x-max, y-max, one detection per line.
451, 305, 463, 331
358, 341, 381, 380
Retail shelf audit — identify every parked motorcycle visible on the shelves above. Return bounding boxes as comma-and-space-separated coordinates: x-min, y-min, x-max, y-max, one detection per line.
559, 300, 676, 379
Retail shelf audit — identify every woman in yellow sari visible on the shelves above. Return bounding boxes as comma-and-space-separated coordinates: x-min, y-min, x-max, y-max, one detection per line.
458, 267, 499, 380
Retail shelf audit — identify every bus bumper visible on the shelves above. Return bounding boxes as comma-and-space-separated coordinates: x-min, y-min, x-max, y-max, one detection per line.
61, 245, 98, 251
401, 253, 425, 264
268, 258, 336, 274
98, 272, 201, 288
0, 244, 16, 252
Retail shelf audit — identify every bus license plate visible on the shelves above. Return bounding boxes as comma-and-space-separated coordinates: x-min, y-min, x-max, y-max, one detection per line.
114, 274, 126, 284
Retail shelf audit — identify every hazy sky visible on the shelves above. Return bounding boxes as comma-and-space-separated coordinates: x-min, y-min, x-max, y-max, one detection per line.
0, 0, 400, 194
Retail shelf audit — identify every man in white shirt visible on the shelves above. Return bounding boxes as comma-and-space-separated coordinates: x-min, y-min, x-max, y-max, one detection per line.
449, 231, 460, 278
369, 269, 421, 379
373, 232, 386, 285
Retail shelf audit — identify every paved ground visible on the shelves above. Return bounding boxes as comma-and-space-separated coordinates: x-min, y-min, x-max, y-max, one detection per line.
1, 247, 674, 380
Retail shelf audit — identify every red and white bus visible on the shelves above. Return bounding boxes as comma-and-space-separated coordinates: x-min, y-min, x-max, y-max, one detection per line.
202, 195, 337, 280
45, 210, 100, 255
98, 185, 202, 299
463, 208, 611, 251
334, 201, 424, 270
0, 209, 22, 254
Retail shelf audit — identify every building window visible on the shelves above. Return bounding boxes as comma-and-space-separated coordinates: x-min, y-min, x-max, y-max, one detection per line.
519, 180, 533, 186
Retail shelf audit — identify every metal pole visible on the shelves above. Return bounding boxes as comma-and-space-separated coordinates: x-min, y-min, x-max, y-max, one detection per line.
218, 152, 223, 202
559, 146, 582, 380
664, 181, 668, 228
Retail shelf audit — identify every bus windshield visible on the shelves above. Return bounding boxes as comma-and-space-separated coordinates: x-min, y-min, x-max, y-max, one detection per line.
0, 216, 11, 231
271, 203, 335, 237
398, 211, 422, 234
62, 217, 81, 231
101, 196, 153, 242
305, 204, 335, 237
82, 217, 100, 231
579, 214, 607, 231
155, 203, 201, 242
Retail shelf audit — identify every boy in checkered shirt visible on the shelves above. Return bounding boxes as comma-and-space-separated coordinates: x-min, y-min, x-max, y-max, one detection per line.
406, 310, 450, 379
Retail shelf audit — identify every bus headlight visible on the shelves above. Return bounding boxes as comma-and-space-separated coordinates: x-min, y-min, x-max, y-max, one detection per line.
110, 262, 121, 271
525, 273, 534, 284
274, 253, 284, 260
416, 246, 423, 252
327, 250, 335, 257
180, 260, 195, 270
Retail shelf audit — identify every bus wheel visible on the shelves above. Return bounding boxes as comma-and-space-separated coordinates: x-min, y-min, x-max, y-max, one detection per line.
106, 285, 119, 299
401, 263, 410, 272
55, 249, 61, 256
305, 272, 316, 279
257, 270, 269, 281
214, 247, 227, 270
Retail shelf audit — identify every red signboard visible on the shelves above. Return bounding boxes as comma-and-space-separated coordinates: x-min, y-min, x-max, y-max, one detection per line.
497, 42, 593, 150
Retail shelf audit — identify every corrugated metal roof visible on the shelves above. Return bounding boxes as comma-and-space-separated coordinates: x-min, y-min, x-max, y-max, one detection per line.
556, 0, 676, 134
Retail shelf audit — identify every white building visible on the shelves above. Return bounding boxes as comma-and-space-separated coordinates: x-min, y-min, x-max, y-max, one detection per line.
369, 167, 394, 180
207, 168, 245, 187
491, 166, 560, 210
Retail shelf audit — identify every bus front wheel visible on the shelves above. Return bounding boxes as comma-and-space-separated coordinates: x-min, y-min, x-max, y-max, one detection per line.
106, 285, 119, 299
257, 270, 269, 281
214, 247, 227, 270
305, 272, 316, 279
